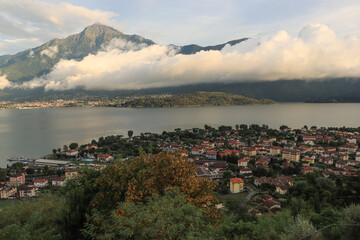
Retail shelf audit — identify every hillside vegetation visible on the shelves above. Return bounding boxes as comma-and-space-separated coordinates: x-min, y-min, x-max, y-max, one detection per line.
122, 92, 276, 108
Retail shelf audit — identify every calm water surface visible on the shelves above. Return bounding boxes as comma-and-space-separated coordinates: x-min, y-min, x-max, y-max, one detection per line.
0, 103, 359, 167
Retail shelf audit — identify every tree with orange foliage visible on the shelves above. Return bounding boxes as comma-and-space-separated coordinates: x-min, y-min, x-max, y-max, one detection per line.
93, 152, 220, 219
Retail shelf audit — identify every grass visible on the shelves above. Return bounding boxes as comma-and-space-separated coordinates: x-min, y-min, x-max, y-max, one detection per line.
218, 191, 248, 203
0, 201, 15, 209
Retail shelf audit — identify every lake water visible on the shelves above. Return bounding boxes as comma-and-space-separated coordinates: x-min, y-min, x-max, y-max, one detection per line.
1, 103, 359, 167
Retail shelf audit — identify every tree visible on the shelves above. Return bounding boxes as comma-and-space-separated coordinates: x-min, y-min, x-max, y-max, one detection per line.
0, 168, 7, 179
127, 130, 134, 138
281, 215, 322, 240
69, 142, 78, 150
52, 149, 57, 154
84, 190, 217, 240
57, 148, 61, 153
235, 124, 240, 130
93, 152, 220, 219
63, 145, 68, 151
341, 204, 360, 240
59, 168, 101, 240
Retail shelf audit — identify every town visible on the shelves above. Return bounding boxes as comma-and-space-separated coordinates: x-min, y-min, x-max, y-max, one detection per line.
1, 124, 359, 218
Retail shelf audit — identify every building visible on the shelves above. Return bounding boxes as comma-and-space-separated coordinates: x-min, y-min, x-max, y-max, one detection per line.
9, 172, 25, 186
18, 186, 36, 198
282, 149, 300, 162
301, 166, 314, 175
243, 148, 257, 156
205, 151, 217, 160
34, 179, 49, 188
0, 185, 17, 199
237, 158, 249, 167
238, 166, 252, 175
97, 153, 114, 162
356, 152, 360, 162
230, 178, 244, 193
51, 176, 66, 187
269, 146, 283, 155
302, 157, 315, 165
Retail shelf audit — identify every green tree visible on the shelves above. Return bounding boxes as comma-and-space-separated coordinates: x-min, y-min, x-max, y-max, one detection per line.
128, 130, 134, 138
341, 204, 360, 240
84, 190, 217, 240
69, 142, 78, 150
0, 168, 7, 179
281, 215, 322, 240
58, 168, 101, 240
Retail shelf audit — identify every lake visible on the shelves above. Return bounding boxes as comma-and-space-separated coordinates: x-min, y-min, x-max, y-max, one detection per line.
1, 103, 359, 167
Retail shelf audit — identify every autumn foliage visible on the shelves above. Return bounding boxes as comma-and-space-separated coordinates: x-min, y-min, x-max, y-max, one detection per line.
93, 152, 220, 218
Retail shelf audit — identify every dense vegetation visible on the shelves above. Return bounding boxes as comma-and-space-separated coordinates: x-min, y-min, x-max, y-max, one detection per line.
122, 92, 276, 108
1, 153, 359, 239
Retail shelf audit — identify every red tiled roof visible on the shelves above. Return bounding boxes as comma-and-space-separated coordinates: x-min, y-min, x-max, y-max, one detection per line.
230, 178, 244, 183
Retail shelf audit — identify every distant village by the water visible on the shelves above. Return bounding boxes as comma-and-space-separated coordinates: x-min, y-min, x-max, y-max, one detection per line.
1, 124, 359, 216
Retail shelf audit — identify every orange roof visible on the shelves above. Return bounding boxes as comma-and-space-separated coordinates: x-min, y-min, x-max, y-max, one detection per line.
230, 178, 244, 184
34, 179, 48, 183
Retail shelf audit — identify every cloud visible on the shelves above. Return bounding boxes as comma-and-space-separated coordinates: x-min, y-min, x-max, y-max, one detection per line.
18, 24, 360, 91
40, 45, 58, 58
0, 0, 118, 55
0, 74, 13, 89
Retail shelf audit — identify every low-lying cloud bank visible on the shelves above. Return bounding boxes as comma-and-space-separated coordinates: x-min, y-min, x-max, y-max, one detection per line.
3, 23, 360, 91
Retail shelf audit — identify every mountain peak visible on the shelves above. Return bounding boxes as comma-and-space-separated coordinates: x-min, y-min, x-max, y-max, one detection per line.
81, 23, 121, 37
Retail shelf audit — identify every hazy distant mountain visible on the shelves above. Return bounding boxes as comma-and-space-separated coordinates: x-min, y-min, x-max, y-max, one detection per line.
0, 24, 155, 83
179, 39, 248, 55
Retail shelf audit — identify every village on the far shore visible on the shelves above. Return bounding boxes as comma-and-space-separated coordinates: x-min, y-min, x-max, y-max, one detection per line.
1, 124, 359, 216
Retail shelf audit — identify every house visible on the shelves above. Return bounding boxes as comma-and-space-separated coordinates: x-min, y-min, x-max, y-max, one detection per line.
219, 150, 233, 158
302, 157, 315, 165
276, 185, 288, 194
282, 161, 294, 169
85, 144, 98, 150
51, 176, 66, 186
191, 148, 203, 155
264, 199, 281, 213
230, 178, 244, 193
254, 177, 293, 187
195, 166, 220, 180
301, 166, 314, 175
65, 169, 79, 180
237, 157, 249, 167
319, 157, 333, 165
238, 166, 252, 175
256, 157, 270, 169
282, 149, 300, 162
356, 152, 360, 162
34, 179, 49, 188
65, 149, 79, 157
97, 153, 114, 162
9, 172, 25, 186
0, 185, 17, 199
205, 151, 217, 160
336, 161, 347, 169
243, 148, 257, 156
18, 186, 36, 198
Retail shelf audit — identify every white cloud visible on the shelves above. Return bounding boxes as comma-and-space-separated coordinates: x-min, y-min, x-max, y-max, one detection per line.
0, 74, 13, 89
0, 0, 118, 55
18, 24, 360, 91
40, 45, 58, 58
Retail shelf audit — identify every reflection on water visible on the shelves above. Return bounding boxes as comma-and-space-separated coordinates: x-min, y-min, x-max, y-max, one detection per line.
0, 103, 359, 167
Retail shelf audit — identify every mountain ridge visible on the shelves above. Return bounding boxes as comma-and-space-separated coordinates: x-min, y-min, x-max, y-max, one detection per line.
0, 23, 248, 83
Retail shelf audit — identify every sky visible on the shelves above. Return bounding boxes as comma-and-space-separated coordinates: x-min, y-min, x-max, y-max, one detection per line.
1, 0, 360, 90
1, 0, 360, 55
